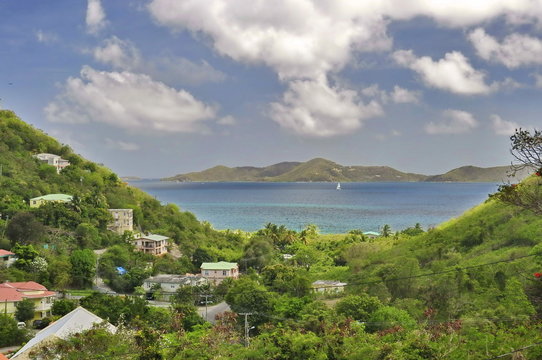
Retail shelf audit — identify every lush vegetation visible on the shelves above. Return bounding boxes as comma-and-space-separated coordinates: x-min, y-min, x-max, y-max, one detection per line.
2, 111, 542, 359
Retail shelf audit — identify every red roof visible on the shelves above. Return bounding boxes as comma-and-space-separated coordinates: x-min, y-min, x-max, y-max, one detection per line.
0, 249, 15, 257
0, 282, 55, 302
0, 353, 10, 360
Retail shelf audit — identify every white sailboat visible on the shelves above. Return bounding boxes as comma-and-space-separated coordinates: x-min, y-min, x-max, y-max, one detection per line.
336, 182, 341, 190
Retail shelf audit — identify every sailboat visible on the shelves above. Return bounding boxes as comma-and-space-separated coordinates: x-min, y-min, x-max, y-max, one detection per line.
336, 182, 341, 190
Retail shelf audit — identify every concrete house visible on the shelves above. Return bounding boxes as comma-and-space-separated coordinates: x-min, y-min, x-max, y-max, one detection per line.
200, 262, 239, 284
107, 209, 133, 234
0, 249, 16, 268
10, 306, 116, 360
143, 274, 208, 300
311, 280, 347, 294
0, 281, 56, 319
133, 233, 169, 256
34, 153, 70, 174
29, 194, 73, 208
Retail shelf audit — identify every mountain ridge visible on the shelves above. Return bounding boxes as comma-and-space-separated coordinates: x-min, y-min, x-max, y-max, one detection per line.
162, 158, 527, 183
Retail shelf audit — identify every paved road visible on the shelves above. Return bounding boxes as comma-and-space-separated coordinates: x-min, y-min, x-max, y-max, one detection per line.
197, 301, 230, 324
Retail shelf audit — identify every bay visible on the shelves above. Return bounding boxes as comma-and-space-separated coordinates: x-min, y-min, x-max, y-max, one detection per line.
128, 180, 499, 234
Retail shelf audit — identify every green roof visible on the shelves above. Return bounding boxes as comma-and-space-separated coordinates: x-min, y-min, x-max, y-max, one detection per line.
137, 234, 169, 241
30, 194, 73, 202
201, 261, 238, 270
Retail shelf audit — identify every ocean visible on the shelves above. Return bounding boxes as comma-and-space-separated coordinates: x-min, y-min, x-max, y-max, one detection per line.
128, 180, 499, 234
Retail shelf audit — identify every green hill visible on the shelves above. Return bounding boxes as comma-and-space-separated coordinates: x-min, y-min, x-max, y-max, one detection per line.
164, 157, 427, 182
164, 158, 522, 182
424, 165, 528, 182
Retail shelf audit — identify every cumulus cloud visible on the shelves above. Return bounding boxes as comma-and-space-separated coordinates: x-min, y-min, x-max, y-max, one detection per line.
468, 28, 542, 68
270, 78, 383, 137
86, 0, 107, 35
93, 36, 141, 70
92, 37, 226, 85
146, 0, 542, 136
148, 0, 392, 81
105, 138, 140, 151
390, 85, 421, 103
393, 50, 493, 95
36, 30, 58, 44
425, 109, 478, 134
490, 114, 520, 136
45, 66, 217, 133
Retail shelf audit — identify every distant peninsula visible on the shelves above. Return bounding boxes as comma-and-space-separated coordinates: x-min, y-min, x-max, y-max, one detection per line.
162, 158, 527, 183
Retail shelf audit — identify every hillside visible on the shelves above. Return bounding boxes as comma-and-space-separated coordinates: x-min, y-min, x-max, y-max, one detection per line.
424, 165, 529, 182
164, 158, 427, 182
163, 158, 521, 182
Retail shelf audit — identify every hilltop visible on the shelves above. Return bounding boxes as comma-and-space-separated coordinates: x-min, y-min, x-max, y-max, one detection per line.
163, 158, 522, 183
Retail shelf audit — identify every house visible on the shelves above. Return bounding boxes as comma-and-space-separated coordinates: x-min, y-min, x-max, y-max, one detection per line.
200, 262, 239, 284
143, 274, 208, 300
0, 249, 16, 267
107, 209, 133, 234
10, 306, 116, 360
133, 233, 169, 256
363, 231, 380, 239
34, 153, 70, 174
0, 281, 56, 319
29, 194, 73, 208
311, 280, 347, 294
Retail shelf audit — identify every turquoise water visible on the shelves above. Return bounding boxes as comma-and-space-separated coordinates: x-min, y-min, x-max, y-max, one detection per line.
129, 181, 499, 234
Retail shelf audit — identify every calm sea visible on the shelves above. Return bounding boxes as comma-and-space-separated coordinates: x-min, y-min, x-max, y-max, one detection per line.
128, 181, 499, 234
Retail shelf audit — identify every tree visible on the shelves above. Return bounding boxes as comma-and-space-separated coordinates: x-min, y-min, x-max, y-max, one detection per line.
52, 299, 77, 316
70, 249, 96, 288
509, 128, 542, 173
12, 243, 39, 269
242, 236, 276, 271
225, 277, 275, 326
366, 306, 416, 333
261, 264, 311, 297
15, 298, 35, 322
0, 314, 28, 346
6, 212, 45, 245
335, 294, 382, 321
381, 224, 391, 237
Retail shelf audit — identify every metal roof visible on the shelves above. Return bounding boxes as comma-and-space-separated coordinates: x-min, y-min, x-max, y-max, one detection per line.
201, 261, 238, 270
30, 194, 73, 202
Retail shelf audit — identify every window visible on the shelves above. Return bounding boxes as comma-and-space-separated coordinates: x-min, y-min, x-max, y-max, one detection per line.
205, 270, 209, 276
223, 270, 227, 276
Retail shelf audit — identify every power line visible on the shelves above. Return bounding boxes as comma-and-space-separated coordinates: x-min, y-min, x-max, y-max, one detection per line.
485, 341, 542, 359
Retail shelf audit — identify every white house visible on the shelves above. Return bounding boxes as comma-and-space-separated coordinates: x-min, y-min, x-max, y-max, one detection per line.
311, 280, 347, 294
133, 233, 168, 256
34, 153, 70, 174
200, 262, 239, 284
143, 274, 207, 300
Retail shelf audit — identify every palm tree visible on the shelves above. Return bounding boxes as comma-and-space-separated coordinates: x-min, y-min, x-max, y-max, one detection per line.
382, 224, 391, 237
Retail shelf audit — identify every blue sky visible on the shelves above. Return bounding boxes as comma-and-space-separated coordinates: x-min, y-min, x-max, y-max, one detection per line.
1, 0, 542, 177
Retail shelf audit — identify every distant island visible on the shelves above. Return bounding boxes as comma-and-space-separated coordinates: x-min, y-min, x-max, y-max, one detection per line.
162, 158, 528, 183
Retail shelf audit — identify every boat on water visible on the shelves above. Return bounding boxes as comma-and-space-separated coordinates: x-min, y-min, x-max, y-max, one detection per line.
336, 182, 341, 190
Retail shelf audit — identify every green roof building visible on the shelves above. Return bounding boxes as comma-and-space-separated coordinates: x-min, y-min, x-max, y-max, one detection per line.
30, 194, 73, 208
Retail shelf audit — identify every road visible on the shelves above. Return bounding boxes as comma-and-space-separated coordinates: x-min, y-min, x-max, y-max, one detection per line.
197, 301, 230, 324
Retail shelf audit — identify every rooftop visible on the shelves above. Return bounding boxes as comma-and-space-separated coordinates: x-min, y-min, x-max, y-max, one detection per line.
312, 280, 347, 287
201, 261, 238, 270
30, 194, 73, 202
136, 233, 169, 242
145, 274, 204, 284
0, 249, 15, 257
0, 281, 56, 302
11, 307, 116, 359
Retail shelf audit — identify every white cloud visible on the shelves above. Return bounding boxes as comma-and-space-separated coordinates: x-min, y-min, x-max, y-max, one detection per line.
390, 85, 421, 103
425, 109, 478, 134
270, 77, 383, 137
217, 115, 236, 126
105, 138, 140, 151
148, 0, 392, 81
92, 37, 226, 85
36, 30, 58, 44
45, 66, 217, 133
490, 114, 520, 136
468, 28, 542, 68
534, 73, 542, 88
86, 0, 107, 35
93, 37, 141, 70
393, 50, 493, 95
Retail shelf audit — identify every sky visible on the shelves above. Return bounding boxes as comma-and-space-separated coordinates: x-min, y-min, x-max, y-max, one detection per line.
1, 0, 542, 178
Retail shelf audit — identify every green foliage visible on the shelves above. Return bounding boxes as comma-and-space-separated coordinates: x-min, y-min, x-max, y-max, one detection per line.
366, 306, 416, 333
80, 292, 149, 326
0, 314, 28, 346
335, 294, 382, 321
52, 299, 78, 316
225, 277, 275, 326
15, 298, 36, 322
6, 212, 45, 245
261, 264, 311, 297
70, 249, 96, 288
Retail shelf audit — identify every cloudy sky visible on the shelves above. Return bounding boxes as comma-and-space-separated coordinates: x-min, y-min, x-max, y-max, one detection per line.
1, 0, 542, 177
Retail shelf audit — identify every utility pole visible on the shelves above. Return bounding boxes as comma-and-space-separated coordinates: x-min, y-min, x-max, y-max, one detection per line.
200, 294, 212, 321
239, 312, 253, 347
